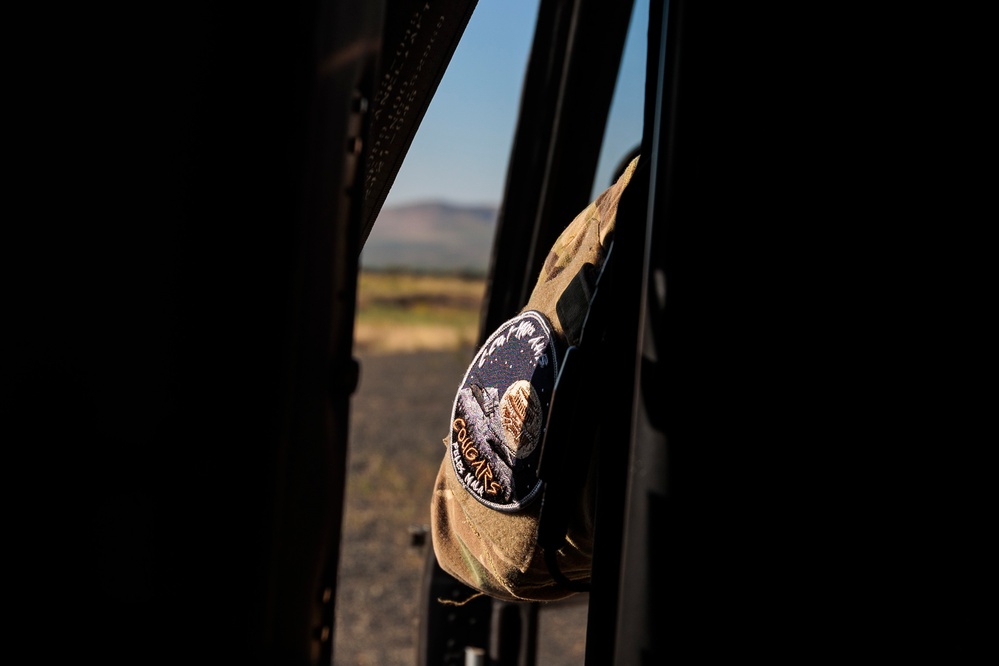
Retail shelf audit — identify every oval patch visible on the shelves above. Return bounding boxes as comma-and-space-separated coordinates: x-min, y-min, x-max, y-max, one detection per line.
449, 310, 559, 512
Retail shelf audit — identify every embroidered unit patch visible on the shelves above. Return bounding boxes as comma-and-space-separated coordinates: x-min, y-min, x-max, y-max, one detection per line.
449, 310, 559, 512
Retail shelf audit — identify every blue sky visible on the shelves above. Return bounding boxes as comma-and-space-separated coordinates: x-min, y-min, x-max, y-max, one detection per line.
380, 0, 649, 209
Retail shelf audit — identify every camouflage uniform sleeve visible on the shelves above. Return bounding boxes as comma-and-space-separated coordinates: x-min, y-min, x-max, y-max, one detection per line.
430, 156, 639, 602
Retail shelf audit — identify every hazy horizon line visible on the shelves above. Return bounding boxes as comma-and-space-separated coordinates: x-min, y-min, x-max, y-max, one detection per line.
380, 197, 499, 212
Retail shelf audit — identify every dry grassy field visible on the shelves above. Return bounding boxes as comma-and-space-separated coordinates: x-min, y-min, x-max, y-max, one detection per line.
333, 272, 588, 665
353, 271, 486, 355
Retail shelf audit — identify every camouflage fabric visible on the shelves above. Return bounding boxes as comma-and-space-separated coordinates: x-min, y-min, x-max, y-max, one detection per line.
430, 156, 640, 602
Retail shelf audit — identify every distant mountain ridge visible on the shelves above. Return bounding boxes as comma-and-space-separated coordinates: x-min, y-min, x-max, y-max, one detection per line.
361, 201, 498, 275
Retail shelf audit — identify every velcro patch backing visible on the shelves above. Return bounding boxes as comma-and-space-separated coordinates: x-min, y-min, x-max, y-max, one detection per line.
449, 310, 558, 512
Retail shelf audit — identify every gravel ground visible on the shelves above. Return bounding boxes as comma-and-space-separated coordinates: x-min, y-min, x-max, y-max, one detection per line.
333, 350, 588, 665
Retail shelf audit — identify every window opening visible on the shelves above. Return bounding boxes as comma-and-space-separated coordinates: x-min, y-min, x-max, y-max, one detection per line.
337, 0, 648, 663
336, 2, 540, 664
